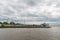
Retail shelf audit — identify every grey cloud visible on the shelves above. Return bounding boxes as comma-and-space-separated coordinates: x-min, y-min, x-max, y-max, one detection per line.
4, 9, 14, 15
20, 13, 39, 17
24, 0, 45, 6
23, 0, 38, 6
0, 0, 60, 24
56, 3, 60, 7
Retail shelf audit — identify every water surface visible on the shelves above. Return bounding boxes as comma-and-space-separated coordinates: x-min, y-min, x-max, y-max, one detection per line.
0, 27, 60, 40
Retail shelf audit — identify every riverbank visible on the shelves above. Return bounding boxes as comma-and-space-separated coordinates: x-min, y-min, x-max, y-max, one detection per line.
0, 22, 51, 28
0, 23, 51, 28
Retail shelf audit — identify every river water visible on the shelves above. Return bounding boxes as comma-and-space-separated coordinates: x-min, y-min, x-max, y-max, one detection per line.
0, 27, 60, 40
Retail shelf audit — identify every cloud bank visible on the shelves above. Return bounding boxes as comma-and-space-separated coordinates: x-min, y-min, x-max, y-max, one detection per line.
0, 0, 60, 24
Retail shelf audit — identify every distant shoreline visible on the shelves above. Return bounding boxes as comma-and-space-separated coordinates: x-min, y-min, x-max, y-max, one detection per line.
0, 24, 51, 28
0, 22, 51, 28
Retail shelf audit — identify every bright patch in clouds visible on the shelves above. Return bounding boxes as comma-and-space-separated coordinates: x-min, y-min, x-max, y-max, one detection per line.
0, 0, 60, 24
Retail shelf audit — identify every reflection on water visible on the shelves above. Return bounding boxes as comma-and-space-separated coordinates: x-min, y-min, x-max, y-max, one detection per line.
0, 27, 60, 40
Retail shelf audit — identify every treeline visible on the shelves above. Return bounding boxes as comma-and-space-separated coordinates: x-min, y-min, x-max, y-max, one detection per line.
0, 22, 20, 25
0, 22, 51, 28
0, 22, 22, 28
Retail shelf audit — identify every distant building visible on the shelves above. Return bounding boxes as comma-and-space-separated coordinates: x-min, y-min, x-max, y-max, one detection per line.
40, 23, 51, 28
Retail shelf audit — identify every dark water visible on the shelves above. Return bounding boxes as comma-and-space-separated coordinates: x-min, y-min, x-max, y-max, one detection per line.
0, 27, 60, 40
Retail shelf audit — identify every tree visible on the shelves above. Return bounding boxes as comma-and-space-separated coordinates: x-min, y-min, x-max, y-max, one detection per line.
15, 23, 20, 25
3, 22, 8, 24
0, 22, 2, 24
10, 22, 15, 24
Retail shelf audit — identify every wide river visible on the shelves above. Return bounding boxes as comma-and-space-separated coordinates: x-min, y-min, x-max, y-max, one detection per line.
0, 27, 60, 40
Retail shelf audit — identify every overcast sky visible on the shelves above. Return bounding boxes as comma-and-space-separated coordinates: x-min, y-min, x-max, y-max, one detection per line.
0, 0, 60, 24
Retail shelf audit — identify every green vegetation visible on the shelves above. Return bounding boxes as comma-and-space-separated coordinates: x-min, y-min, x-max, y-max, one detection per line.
3, 22, 8, 24
0, 22, 51, 28
10, 22, 15, 25
0, 22, 2, 24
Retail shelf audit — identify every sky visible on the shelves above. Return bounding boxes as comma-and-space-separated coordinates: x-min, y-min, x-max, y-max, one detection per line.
0, 0, 60, 24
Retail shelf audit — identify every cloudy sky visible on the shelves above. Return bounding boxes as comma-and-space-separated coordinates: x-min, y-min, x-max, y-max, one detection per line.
0, 0, 60, 24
